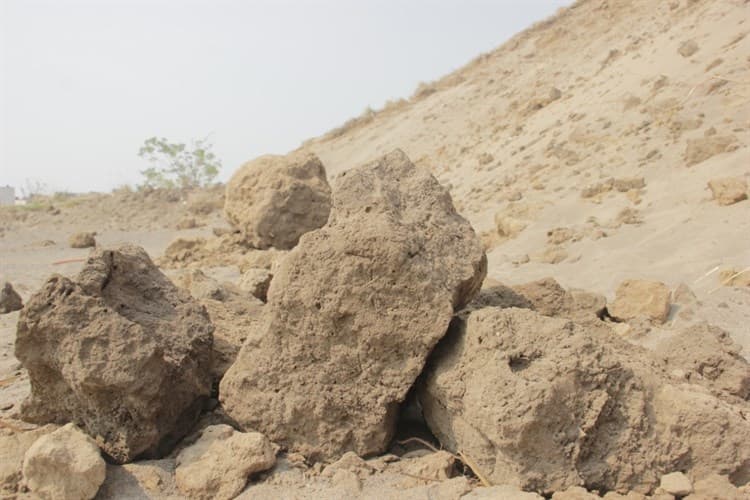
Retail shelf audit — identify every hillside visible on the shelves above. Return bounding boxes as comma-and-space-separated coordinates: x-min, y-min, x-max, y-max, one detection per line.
304, 0, 749, 299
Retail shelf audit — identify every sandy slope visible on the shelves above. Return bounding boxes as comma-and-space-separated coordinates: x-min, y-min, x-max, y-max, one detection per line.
302, 0, 750, 350
1, 0, 749, 497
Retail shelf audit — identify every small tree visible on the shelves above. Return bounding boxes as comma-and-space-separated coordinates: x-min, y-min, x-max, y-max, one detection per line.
138, 136, 221, 189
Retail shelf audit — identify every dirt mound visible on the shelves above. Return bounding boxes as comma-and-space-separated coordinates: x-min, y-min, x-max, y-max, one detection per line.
419, 307, 750, 494
15, 244, 214, 463
224, 152, 332, 250
0, 282, 23, 314
220, 150, 486, 461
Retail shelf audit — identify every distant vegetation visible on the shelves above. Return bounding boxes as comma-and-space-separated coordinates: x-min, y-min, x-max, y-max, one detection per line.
138, 136, 221, 190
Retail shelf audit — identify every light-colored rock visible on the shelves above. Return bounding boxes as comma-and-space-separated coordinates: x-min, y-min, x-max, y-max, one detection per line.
463, 484, 544, 499
0, 424, 58, 496
608, 279, 671, 324
175, 424, 276, 500
15, 244, 214, 463
678, 39, 699, 57
690, 473, 745, 500
220, 149, 486, 461
551, 486, 600, 499
224, 151, 332, 249
659, 472, 692, 496
601, 492, 646, 500
321, 451, 372, 478
68, 231, 96, 248
684, 135, 738, 166
238, 268, 273, 302
419, 307, 750, 494
22, 423, 106, 500
0, 282, 23, 313
707, 177, 748, 206
397, 450, 455, 484
653, 323, 750, 400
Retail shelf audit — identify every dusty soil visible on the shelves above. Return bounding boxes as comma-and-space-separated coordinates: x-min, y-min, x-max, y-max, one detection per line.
1, 0, 749, 498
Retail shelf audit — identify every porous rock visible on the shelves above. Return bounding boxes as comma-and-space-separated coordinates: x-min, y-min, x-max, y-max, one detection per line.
15, 244, 214, 463
608, 279, 671, 324
707, 177, 747, 206
22, 423, 106, 500
175, 424, 276, 500
653, 323, 750, 400
0, 282, 23, 314
220, 149, 486, 461
418, 307, 750, 494
224, 152, 332, 250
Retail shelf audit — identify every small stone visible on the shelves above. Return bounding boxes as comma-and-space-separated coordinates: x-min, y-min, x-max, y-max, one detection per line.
678, 39, 699, 57
707, 177, 748, 206
551, 486, 600, 499
0, 282, 23, 314
175, 424, 276, 500
321, 451, 371, 478
330, 469, 362, 492
464, 484, 544, 499
68, 232, 96, 249
659, 471, 693, 496
22, 423, 106, 500
608, 279, 671, 324
238, 268, 274, 302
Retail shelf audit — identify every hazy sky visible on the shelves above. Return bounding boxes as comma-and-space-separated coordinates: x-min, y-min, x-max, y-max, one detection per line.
1, 0, 571, 194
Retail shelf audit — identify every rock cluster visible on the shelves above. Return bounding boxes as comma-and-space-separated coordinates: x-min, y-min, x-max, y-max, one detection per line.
220, 149, 486, 460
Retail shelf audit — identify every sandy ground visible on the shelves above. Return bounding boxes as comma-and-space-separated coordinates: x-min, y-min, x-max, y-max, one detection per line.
1, 0, 749, 498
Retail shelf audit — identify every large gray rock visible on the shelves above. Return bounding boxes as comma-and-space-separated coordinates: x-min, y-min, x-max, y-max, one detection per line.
224, 152, 332, 249
220, 149, 486, 461
419, 307, 750, 494
15, 244, 214, 463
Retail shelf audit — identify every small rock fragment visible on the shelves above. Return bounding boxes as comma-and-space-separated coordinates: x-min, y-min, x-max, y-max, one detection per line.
0, 282, 23, 314
707, 177, 748, 206
678, 39, 699, 57
175, 425, 276, 500
68, 231, 96, 249
685, 135, 738, 166
238, 268, 274, 302
22, 423, 106, 500
659, 471, 693, 497
608, 279, 671, 324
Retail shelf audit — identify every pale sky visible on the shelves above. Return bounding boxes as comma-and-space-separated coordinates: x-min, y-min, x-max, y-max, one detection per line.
1, 0, 571, 194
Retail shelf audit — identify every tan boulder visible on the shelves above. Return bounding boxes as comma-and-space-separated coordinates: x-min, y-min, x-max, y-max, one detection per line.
608, 279, 671, 324
418, 307, 750, 494
238, 268, 273, 302
175, 425, 276, 500
0, 424, 58, 496
658, 472, 692, 497
220, 149, 486, 461
22, 423, 106, 500
15, 244, 214, 463
224, 152, 332, 250
707, 177, 747, 206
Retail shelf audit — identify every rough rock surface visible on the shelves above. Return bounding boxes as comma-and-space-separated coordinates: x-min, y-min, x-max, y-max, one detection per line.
22, 423, 106, 500
653, 323, 750, 401
0, 282, 23, 314
220, 149, 486, 461
707, 177, 748, 206
15, 244, 214, 463
419, 307, 750, 494
238, 268, 274, 302
68, 231, 96, 248
608, 279, 671, 324
175, 424, 276, 500
224, 152, 332, 250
